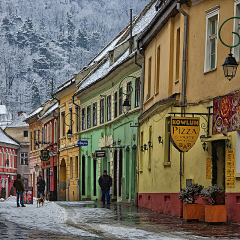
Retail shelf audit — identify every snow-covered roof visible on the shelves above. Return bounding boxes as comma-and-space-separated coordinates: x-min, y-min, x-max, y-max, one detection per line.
40, 103, 58, 120
6, 113, 29, 128
27, 107, 43, 119
55, 78, 75, 94
77, 50, 132, 93
0, 105, 7, 114
0, 129, 19, 146
76, 1, 157, 94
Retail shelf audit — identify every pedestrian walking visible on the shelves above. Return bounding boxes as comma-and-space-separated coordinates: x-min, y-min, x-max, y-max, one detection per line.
13, 174, 26, 207
98, 170, 112, 205
37, 175, 45, 199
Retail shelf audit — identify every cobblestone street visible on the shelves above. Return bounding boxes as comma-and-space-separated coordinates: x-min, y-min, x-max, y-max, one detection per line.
1, 199, 240, 239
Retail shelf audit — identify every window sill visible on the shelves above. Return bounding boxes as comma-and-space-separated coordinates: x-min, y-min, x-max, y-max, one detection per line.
204, 67, 217, 74
144, 96, 154, 105
163, 161, 171, 167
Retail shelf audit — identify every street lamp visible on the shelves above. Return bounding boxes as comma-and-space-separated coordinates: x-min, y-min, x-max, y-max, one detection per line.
67, 128, 72, 140
122, 98, 131, 114
219, 16, 240, 80
64, 112, 79, 140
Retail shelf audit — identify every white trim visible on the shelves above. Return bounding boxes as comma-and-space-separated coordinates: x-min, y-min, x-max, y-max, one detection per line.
204, 6, 220, 73
233, 1, 240, 61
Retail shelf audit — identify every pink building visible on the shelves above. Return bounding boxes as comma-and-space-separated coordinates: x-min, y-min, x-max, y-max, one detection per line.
0, 128, 19, 198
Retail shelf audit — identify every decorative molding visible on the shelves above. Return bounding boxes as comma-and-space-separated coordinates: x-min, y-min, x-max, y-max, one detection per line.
205, 5, 220, 17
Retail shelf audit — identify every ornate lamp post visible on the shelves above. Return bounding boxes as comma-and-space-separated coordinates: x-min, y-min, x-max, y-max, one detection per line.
219, 17, 240, 80
64, 112, 79, 140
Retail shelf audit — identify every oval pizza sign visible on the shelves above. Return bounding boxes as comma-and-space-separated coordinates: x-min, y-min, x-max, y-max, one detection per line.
170, 117, 200, 152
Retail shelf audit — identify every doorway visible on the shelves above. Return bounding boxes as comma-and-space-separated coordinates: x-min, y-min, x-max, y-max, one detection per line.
82, 155, 86, 196
59, 159, 66, 201
212, 140, 225, 190
93, 159, 97, 196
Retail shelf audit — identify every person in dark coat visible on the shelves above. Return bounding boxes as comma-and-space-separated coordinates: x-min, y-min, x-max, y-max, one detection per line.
98, 170, 112, 205
13, 173, 26, 207
37, 175, 45, 198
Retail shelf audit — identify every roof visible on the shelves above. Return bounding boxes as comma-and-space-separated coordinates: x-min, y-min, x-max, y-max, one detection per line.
6, 113, 29, 128
40, 103, 58, 120
26, 106, 43, 120
54, 78, 75, 95
0, 129, 19, 146
0, 105, 7, 114
76, 0, 158, 95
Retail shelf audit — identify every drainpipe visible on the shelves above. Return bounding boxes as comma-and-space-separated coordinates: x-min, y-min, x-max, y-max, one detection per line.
177, 2, 188, 192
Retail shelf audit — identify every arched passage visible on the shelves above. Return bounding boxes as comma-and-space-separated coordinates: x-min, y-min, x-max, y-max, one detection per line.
59, 158, 66, 201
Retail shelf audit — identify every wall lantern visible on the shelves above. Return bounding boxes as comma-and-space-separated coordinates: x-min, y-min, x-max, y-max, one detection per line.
225, 138, 232, 148
148, 140, 153, 148
34, 164, 39, 172
144, 143, 148, 151
118, 139, 121, 145
222, 51, 239, 81
122, 98, 131, 115
67, 128, 72, 140
141, 145, 145, 152
113, 140, 116, 146
202, 142, 208, 152
158, 136, 163, 144
219, 17, 240, 80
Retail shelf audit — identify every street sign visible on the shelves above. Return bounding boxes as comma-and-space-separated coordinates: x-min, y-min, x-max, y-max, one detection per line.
170, 117, 200, 152
95, 150, 106, 158
78, 140, 88, 146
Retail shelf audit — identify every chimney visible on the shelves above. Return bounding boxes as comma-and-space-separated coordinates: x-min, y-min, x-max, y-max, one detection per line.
18, 111, 25, 116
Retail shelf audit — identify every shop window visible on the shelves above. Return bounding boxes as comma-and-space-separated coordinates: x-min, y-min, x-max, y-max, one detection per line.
100, 99, 104, 124
204, 6, 219, 73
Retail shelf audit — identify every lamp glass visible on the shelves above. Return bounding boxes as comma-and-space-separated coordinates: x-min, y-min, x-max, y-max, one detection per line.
67, 128, 72, 139
222, 53, 238, 81
122, 98, 131, 114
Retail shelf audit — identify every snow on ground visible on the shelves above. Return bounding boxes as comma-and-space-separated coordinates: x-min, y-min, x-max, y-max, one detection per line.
0, 197, 97, 238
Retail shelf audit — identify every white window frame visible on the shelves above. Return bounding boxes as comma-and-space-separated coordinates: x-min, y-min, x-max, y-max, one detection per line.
204, 5, 220, 73
20, 152, 28, 165
233, 0, 240, 61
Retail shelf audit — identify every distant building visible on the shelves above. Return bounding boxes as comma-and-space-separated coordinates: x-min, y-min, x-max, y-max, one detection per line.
0, 128, 19, 199
5, 112, 30, 187
0, 105, 12, 128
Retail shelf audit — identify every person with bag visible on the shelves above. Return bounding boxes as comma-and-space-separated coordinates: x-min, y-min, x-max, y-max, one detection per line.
13, 174, 26, 207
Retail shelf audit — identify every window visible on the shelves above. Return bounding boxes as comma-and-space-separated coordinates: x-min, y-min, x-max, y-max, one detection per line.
175, 29, 180, 81
42, 126, 45, 148
119, 88, 122, 115
114, 92, 118, 118
30, 132, 32, 151
204, 6, 219, 72
82, 108, 86, 130
127, 82, 132, 110
156, 45, 160, 93
75, 156, 78, 178
34, 130, 36, 150
147, 57, 152, 99
87, 106, 91, 129
70, 157, 73, 178
75, 107, 79, 132
100, 99, 104, 124
61, 111, 65, 137
54, 120, 57, 143
20, 152, 28, 165
69, 108, 72, 131
24, 131, 28, 137
135, 78, 140, 107
107, 95, 111, 121
164, 117, 171, 162
233, 1, 240, 61
93, 103, 97, 126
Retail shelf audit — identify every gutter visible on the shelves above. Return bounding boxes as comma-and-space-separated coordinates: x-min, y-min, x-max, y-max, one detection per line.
177, 1, 188, 193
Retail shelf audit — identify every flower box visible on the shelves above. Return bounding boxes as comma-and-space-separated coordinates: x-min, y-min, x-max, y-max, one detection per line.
205, 205, 226, 223
183, 203, 202, 220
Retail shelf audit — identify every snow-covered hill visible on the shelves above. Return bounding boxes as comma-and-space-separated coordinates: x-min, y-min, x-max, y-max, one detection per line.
0, 0, 150, 118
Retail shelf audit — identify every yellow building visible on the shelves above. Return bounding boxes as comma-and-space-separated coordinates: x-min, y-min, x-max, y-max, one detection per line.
54, 78, 80, 201
137, 0, 240, 222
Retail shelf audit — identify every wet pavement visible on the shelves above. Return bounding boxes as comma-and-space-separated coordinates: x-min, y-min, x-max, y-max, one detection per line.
1, 201, 240, 239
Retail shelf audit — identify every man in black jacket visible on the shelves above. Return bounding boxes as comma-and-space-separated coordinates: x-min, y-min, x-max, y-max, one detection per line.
37, 175, 45, 198
98, 170, 112, 205
13, 174, 26, 207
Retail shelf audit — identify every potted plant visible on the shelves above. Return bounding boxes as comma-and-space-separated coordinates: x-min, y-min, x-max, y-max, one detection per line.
179, 183, 203, 220
201, 185, 227, 223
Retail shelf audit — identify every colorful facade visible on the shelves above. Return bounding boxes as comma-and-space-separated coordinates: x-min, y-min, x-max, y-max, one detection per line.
0, 129, 19, 198
137, 0, 240, 223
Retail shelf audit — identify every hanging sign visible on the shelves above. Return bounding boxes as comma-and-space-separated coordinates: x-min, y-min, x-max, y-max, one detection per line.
170, 117, 200, 152
226, 150, 235, 188
40, 150, 50, 161
206, 157, 212, 179
95, 150, 106, 158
